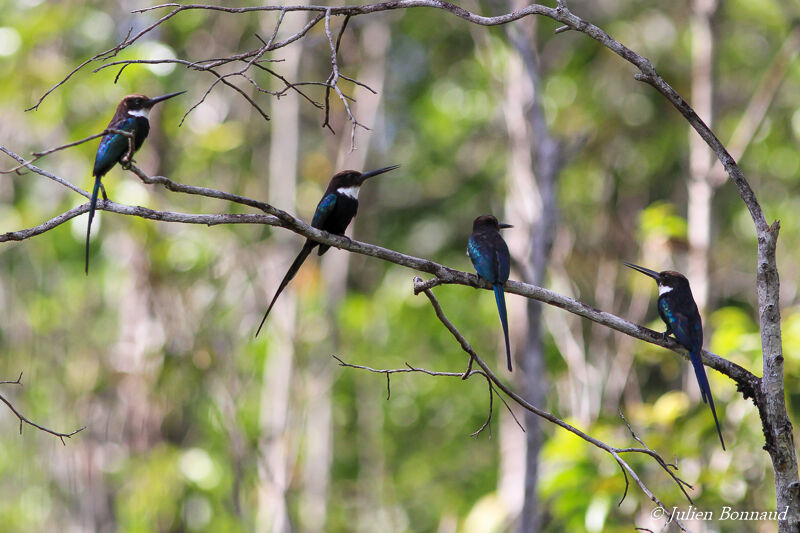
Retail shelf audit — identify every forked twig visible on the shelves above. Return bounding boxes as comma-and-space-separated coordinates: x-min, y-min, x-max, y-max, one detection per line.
0, 373, 85, 444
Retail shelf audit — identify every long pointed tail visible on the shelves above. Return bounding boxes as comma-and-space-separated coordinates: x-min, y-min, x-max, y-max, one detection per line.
85, 176, 102, 275
493, 284, 512, 371
255, 240, 316, 337
690, 349, 726, 450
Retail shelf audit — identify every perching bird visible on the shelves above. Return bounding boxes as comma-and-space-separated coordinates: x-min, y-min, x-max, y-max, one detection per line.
86, 91, 185, 274
468, 215, 513, 371
624, 262, 725, 450
255, 165, 400, 337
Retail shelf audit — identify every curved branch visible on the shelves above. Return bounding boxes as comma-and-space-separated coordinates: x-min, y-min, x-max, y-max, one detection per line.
0, 129, 129, 174
0, 146, 758, 395
335, 277, 693, 530
0, 203, 279, 243
101, 8, 793, 513
1, 146, 90, 198
17, 0, 796, 527
412, 277, 688, 525
28, 0, 767, 228
0, 374, 85, 444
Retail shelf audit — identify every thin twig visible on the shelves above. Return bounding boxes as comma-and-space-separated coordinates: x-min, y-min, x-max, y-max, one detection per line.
0, 372, 23, 385
411, 277, 689, 527
0, 128, 133, 175
0, 146, 757, 396
336, 278, 692, 528
0, 376, 85, 444
470, 378, 494, 438
333, 355, 510, 437
617, 409, 694, 504
323, 11, 368, 149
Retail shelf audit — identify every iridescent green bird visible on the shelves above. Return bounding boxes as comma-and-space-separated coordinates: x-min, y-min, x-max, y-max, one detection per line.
468, 215, 514, 371
625, 262, 725, 450
86, 91, 184, 274
255, 165, 399, 336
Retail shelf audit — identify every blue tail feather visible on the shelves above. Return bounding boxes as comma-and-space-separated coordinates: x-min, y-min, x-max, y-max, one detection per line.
85, 177, 102, 275
255, 240, 316, 337
493, 284, 512, 371
690, 349, 726, 450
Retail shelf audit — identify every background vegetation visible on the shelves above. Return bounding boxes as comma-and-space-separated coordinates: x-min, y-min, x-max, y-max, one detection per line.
0, 0, 797, 531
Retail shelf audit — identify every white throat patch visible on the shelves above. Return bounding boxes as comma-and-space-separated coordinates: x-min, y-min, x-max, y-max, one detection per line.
337, 186, 360, 199
658, 285, 673, 295
128, 108, 151, 118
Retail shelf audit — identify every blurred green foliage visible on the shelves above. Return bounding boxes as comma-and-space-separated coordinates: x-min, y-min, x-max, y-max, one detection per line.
1, 0, 799, 531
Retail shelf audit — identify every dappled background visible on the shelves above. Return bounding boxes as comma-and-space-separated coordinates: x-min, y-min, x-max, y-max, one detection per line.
0, 0, 798, 531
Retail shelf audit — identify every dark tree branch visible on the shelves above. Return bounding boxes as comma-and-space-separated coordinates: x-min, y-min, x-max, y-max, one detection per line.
14, 1, 797, 526
0, 146, 758, 396
0, 128, 131, 174
0, 374, 85, 444
335, 277, 693, 530
107, 3, 793, 523
331, 355, 513, 437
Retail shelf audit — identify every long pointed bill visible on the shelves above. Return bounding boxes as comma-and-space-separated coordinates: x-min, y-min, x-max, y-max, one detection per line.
498, 223, 513, 229
623, 261, 661, 281
146, 90, 186, 107
358, 164, 400, 183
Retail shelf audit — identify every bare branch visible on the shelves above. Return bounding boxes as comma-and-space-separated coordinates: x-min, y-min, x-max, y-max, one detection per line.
0, 374, 85, 444
97, 1, 764, 231
0, 146, 758, 398
470, 378, 493, 438
617, 410, 694, 505
17, 0, 797, 527
1, 146, 90, 197
322, 10, 370, 149
251, 63, 323, 108
336, 277, 692, 528
26, 7, 187, 111
0, 372, 23, 385
412, 278, 689, 524
0, 128, 133, 175
0, 202, 279, 243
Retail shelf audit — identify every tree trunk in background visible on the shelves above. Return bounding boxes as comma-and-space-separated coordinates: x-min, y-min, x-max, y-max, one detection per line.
256, 5, 308, 533
296, 16, 391, 533
687, 0, 718, 407
687, 0, 718, 315
70, 233, 165, 531
329, 19, 392, 533
502, 7, 562, 531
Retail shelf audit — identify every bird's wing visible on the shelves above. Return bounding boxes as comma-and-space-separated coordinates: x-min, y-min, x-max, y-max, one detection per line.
93, 117, 138, 177
311, 193, 337, 229
659, 298, 702, 351
495, 239, 510, 282
468, 235, 498, 283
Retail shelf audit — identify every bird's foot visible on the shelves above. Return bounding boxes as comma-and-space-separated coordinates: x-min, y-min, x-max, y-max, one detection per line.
120, 157, 136, 170
100, 183, 109, 202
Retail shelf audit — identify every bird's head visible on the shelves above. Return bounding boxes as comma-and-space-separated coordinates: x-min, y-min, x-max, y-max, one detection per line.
328, 164, 400, 199
117, 91, 185, 119
472, 214, 513, 232
624, 262, 689, 295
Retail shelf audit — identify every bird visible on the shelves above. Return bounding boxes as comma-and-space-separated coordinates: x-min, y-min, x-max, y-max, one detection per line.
255, 164, 400, 337
467, 214, 514, 371
624, 262, 725, 450
86, 91, 185, 274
